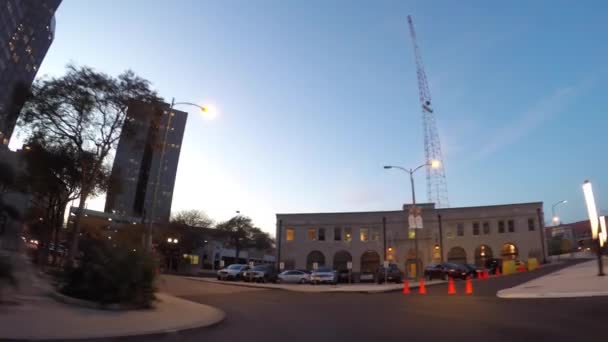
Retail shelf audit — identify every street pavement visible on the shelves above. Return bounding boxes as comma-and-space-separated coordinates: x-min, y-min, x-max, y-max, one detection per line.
34, 260, 608, 342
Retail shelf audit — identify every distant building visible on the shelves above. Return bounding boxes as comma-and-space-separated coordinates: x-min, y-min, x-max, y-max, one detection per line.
104, 101, 187, 224
545, 220, 593, 254
0, 0, 62, 145
277, 202, 545, 281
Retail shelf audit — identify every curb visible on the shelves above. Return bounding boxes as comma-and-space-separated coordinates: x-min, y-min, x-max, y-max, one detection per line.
1, 294, 226, 341
185, 277, 446, 293
497, 289, 608, 299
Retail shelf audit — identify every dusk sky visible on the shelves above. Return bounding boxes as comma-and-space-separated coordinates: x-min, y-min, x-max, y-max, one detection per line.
11, 0, 608, 235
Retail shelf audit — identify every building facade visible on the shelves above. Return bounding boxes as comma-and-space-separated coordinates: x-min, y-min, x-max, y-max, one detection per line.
104, 101, 187, 224
276, 202, 545, 279
0, 0, 61, 145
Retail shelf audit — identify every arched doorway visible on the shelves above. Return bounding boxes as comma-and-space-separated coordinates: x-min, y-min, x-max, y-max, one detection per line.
360, 250, 380, 273
405, 249, 423, 278
474, 245, 493, 266
501, 243, 518, 260
306, 250, 325, 270
432, 245, 441, 262
333, 250, 352, 271
447, 246, 467, 264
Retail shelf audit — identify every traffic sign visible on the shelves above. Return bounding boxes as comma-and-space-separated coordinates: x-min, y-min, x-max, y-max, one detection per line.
313, 262, 319, 270
383, 260, 389, 268
347, 261, 353, 270
249, 261, 254, 267
279, 262, 285, 270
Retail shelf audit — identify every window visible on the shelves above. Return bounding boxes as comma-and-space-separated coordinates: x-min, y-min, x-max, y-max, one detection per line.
472, 222, 480, 236
371, 227, 380, 241
408, 228, 416, 239
307, 228, 317, 241
318, 228, 325, 241
483, 222, 490, 235
344, 227, 352, 242
183, 254, 199, 265
334, 227, 342, 241
360, 228, 369, 242
508, 220, 515, 233
498, 221, 505, 233
457, 223, 464, 236
285, 228, 294, 241
528, 218, 535, 231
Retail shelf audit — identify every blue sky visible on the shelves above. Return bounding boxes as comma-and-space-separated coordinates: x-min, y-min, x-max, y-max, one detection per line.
11, 0, 608, 234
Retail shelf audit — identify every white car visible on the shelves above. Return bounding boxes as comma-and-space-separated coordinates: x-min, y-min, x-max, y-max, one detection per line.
217, 264, 249, 280
278, 270, 310, 284
310, 267, 337, 285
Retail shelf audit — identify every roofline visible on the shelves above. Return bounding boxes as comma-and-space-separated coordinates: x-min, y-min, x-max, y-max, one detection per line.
276, 201, 544, 217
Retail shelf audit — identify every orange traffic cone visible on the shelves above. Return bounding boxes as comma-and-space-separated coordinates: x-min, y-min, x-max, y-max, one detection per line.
465, 276, 473, 295
447, 277, 456, 295
402, 279, 411, 294
484, 269, 489, 279
418, 278, 427, 294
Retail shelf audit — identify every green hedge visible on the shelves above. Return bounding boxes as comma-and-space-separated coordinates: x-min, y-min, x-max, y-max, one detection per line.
61, 238, 157, 308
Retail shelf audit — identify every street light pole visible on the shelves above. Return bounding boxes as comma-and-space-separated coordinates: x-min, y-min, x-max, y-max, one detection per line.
551, 200, 567, 226
384, 161, 439, 279
582, 180, 605, 276
144, 98, 209, 251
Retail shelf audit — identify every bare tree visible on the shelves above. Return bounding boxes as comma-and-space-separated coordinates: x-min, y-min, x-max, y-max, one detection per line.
171, 209, 213, 228
19, 64, 161, 266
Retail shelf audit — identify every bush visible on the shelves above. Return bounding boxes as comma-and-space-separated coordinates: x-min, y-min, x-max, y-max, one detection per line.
61, 238, 157, 308
0, 253, 17, 300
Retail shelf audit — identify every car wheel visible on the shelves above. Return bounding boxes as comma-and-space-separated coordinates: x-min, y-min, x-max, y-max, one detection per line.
217, 276, 221, 280
299, 278, 306, 284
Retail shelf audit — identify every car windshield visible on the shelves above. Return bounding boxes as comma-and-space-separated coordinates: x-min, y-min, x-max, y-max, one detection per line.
315, 267, 332, 272
227, 264, 244, 270
252, 265, 267, 271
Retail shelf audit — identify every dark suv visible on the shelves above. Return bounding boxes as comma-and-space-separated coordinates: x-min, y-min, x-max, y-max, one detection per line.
243, 265, 278, 283
424, 262, 468, 280
377, 263, 403, 283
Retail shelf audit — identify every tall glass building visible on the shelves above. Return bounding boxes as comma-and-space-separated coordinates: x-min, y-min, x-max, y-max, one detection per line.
0, 0, 62, 146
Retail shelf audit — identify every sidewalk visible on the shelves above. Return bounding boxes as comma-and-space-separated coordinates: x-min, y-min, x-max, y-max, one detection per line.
186, 277, 445, 293
0, 292, 225, 340
497, 258, 608, 299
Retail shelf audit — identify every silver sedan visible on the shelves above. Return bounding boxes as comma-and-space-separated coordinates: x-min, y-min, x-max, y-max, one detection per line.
278, 270, 310, 284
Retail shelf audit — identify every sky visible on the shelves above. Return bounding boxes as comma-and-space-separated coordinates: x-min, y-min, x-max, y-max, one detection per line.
10, 0, 608, 235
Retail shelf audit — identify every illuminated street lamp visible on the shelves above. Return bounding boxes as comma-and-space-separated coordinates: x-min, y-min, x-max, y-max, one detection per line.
145, 99, 216, 251
582, 180, 605, 276
383, 160, 441, 278
551, 200, 567, 226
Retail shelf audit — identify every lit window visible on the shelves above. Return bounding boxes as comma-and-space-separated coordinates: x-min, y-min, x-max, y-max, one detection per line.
528, 218, 535, 231
408, 228, 416, 239
318, 228, 325, 241
457, 223, 464, 236
483, 222, 490, 234
360, 228, 369, 242
498, 221, 505, 233
344, 227, 352, 242
371, 227, 380, 241
183, 254, 199, 265
472, 222, 480, 236
285, 228, 295, 241
25, 45, 32, 54
334, 227, 341, 241
508, 220, 515, 233
307, 228, 316, 241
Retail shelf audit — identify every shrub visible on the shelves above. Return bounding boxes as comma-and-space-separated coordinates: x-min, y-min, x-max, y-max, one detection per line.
61, 238, 157, 308
0, 253, 17, 300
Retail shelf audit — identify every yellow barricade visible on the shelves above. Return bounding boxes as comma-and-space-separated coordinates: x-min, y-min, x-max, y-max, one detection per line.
527, 258, 539, 271
502, 260, 516, 275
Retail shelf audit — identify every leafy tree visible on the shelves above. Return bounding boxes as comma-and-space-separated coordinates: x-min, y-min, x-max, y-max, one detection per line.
171, 209, 213, 228
19, 64, 161, 265
215, 215, 274, 261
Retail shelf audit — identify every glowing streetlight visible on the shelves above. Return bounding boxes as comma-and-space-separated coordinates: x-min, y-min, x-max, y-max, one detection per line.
551, 200, 567, 226
582, 180, 604, 276
382, 159, 441, 279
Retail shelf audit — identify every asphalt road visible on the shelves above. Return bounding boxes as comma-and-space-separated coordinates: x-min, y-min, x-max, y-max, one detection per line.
69, 261, 608, 342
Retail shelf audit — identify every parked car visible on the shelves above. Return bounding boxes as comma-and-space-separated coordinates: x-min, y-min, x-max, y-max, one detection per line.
278, 270, 310, 284
424, 262, 468, 280
377, 263, 403, 284
243, 265, 278, 283
337, 269, 352, 283
217, 264, 249, 281
310, 267, 337, 284
460, 263, 479, 278
485, 258, 503, 274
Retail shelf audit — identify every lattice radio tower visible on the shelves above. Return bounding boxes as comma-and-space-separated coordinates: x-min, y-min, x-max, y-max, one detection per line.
407, 15, 449, 207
